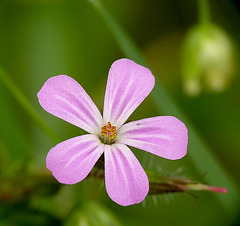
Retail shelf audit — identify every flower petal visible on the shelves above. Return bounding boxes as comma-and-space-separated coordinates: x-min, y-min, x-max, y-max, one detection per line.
117, 116, 188, 160
104, 143, 149, 206
37, 75, 103, 134
46, 134, 104, 184
103, 59, 155, 128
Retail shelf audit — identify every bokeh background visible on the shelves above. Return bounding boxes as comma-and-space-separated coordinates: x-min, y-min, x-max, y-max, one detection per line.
0, 0, 240, 225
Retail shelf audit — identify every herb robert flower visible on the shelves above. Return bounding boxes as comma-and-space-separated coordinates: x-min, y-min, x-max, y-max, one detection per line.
37, 59, 188, 206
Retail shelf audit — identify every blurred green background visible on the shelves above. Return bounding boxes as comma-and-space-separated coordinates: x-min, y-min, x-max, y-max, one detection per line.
0, 0, 240, 225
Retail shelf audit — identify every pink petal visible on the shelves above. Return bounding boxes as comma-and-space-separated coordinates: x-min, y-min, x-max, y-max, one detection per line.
104, 143, 149, 206
103, 59, 155, 128
37, 75, 103, 134
117, 116, 188, 160
46, 134, 104, 184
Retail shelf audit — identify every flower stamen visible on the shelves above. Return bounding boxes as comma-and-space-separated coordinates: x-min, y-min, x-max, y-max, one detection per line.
102, 122, 117, 140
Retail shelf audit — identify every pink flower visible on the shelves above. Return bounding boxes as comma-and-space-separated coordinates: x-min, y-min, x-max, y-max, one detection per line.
37, 59, 188, 206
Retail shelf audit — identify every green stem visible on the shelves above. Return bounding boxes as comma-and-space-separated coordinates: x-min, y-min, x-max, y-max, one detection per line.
87, 0, 145, 66
198, 0, 211, 26
0, 169, 227, 202
0, 66, 60, 143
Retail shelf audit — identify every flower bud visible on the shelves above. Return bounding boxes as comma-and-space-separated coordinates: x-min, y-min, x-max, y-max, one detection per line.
181, 24, 236, 96
185, 183, 227, 193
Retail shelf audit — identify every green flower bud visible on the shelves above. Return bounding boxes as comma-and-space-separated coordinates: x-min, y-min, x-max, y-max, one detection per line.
181, 24, 236, 96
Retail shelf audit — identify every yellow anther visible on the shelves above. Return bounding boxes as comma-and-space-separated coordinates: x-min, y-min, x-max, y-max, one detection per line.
101, 122, 117, 140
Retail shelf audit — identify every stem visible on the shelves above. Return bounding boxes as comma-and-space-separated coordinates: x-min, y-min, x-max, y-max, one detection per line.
0, 168, 227, 203
198, 0, 211, 26
86, 0, 145, 65
0, 66, 60, 143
